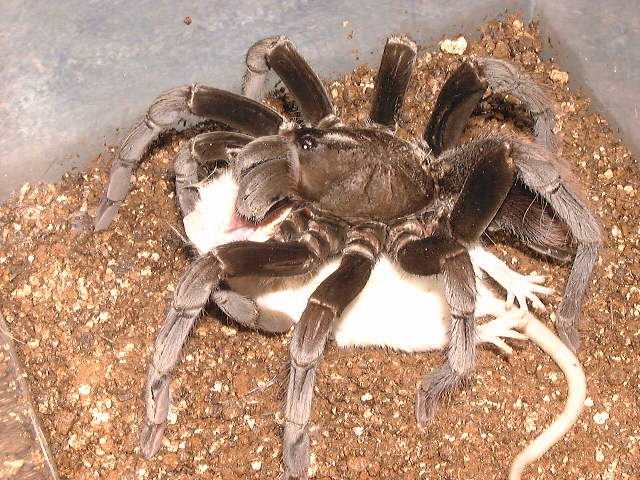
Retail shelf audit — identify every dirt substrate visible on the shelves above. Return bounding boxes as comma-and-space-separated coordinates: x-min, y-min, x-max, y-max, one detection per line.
1, 14, 639, 480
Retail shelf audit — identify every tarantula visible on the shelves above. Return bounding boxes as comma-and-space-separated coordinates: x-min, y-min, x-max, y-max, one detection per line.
95, 35, 601, 477
179, 159, 586, 480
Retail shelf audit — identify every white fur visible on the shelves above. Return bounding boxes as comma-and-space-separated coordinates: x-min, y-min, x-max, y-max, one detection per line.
185, 172, 547, 352
250, 256, 511, 352
184, 171, 241, 255
184, 170, 292, 254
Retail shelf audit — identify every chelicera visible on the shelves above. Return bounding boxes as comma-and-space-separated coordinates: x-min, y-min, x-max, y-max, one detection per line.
95, 35, 601, 478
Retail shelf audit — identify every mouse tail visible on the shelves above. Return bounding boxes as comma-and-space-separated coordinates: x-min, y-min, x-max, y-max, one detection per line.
509, 312, 587, 480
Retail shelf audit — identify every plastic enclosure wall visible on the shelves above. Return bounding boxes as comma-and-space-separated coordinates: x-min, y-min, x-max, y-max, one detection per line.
0, 0, 638, 201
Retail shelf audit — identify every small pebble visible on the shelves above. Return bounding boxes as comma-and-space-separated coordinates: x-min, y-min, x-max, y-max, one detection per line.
68, 433, 84, 450
221, 326, 237, 337
549, 69, 569, 84
605, 367, 626, 386
222, 404, 241, 420
593, 411, 609, 424
233, 374, 251, 397
162, 453, 179, 468
251, 461, 262, 471
493, 41, 510, 58
525, 412, 537, 432
167, 406, 178, 425
347, 455, 368, 472
439, 36, 467, 55
244, 415, 256, 429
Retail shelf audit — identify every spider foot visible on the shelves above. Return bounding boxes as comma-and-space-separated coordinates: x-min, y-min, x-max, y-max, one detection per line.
415, 362, 467, 428
282, 425, 310, 480
140, 421, 166, 459
476, 309, 528, 356
555, 310, 581, 354
141, 364, 171, 458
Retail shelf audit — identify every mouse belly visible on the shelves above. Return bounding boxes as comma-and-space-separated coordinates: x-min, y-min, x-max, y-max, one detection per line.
228, 255, 507, 352
229, 257, 449, 351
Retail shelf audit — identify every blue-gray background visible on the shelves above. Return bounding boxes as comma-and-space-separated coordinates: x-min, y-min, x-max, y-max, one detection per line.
1, 0, 638, 200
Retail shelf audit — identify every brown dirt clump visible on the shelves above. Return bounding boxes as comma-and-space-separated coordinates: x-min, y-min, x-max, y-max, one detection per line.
1, 14, 639, 480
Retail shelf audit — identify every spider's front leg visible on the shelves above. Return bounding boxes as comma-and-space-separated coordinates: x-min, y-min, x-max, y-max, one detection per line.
95, 87, 282, 230
243, 36, 336, 127
140, 240, 324, 458
369, 35, 417, 129
424, 57, 556, 154
283, 227, 381, 479
397, 141, 516, 424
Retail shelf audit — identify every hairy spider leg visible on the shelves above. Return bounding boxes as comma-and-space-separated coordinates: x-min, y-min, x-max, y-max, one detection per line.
424, 57, 556, 154
243, 36, 336, 127
284, 252, 374, 478
489, 181, 574, 262
283, 226, 381, 479
501, 138, 601, 351
476, 58, 558, 151
397, 140, 516, 425
425, 59, 602, 352
94, 87, 282, 230
369, 35, 417, 129
140, 236, 336, 459
423, 61, 488, 155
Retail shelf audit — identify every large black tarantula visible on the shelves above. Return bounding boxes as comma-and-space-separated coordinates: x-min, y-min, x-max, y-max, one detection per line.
95, 35, 601, 477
